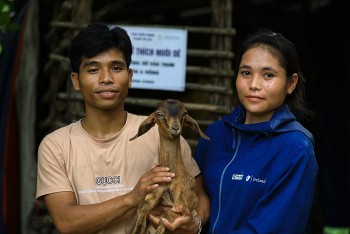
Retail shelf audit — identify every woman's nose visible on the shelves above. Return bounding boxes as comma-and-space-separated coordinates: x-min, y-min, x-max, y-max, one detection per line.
249, 75, 261, 90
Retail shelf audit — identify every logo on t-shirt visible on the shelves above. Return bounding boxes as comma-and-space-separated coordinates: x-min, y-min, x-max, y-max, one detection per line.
96, 175, 120, 185
78, 175, 134, 194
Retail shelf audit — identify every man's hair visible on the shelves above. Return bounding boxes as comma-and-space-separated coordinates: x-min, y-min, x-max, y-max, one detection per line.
68, 22, 132, 73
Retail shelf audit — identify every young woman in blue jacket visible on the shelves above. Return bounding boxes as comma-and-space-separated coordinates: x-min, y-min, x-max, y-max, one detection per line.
194, 29, 318, 233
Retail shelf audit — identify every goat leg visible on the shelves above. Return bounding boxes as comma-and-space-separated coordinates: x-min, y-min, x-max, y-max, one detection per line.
155, 219, 166, 234
132, 187, 167, 234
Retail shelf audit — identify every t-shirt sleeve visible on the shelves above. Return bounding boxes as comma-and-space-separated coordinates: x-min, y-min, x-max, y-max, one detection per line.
36, 133, 73, 199
180, 136, 201, 177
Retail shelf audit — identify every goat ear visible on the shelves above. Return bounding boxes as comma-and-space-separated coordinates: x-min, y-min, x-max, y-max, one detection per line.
184, 115, 210, 140
129, 112, 157, 141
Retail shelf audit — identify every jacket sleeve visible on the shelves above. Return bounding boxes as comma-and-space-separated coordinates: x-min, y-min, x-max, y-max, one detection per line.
233, 139, 318, 234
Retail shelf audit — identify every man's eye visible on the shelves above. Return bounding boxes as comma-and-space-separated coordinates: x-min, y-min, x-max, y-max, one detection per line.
88, 68, 99, 73
112, 66, 122, 71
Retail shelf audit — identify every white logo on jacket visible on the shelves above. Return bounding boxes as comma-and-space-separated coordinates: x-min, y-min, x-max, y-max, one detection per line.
245, 175, 266, 184
232, 174, 244, 180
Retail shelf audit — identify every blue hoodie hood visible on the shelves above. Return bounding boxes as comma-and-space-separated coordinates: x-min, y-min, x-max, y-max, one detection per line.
222, 103, 314, 145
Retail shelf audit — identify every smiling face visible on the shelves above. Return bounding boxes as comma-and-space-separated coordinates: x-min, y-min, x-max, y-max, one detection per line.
71, 47, 133, 114
236, 46, 298, 124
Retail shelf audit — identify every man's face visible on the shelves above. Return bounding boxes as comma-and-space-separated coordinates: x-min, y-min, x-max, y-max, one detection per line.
71, 47, 133, 113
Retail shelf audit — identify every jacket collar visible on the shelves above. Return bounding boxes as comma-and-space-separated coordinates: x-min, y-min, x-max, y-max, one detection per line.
223, 103, 314, 145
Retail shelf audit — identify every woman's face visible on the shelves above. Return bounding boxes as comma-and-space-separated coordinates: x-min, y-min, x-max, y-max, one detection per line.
236, 46, 297, 124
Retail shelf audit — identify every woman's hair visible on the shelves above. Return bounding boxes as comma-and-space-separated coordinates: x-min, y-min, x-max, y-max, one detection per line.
234, 28, 313, 122
68, 22, 132, 73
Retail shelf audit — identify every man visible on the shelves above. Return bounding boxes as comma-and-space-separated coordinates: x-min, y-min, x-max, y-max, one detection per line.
36, 22, 209, 234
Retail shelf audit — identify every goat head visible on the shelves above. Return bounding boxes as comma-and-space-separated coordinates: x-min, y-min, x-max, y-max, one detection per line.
129, 99, 209, 141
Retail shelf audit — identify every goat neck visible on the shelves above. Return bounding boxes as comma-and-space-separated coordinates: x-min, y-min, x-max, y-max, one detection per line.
158, 135, 186, 174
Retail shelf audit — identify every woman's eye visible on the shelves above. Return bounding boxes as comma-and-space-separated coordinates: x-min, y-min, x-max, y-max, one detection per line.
264, 73, 274, 78
241, 71, 250, 76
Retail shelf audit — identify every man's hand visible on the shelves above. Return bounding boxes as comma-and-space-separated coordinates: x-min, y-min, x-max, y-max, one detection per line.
129, 166, 175, 207
148, 204, 200, 233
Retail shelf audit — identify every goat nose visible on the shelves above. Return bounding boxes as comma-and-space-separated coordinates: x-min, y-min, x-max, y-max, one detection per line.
171, 125, 179, 131
171, 122, 180, 131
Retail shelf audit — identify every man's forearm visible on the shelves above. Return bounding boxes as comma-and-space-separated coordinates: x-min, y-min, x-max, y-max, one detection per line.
195, 175, 210, 227
45, 192, 136, 234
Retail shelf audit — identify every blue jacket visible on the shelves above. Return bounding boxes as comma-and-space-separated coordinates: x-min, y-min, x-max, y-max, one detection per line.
194, 104, 318, 234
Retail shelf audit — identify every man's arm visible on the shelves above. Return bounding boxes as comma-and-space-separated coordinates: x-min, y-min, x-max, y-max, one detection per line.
194, 175, 210, 228
44, 191, 132, 234
44, 166, 175, 234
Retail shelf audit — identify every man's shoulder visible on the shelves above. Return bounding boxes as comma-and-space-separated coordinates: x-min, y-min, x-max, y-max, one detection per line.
126, 112, 159, 139
126, 112, 152, 128
127, 112, 147, 122
41, 121, 81, 143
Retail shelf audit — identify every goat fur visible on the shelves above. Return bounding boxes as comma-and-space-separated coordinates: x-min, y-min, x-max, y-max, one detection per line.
130, 99, 209, 234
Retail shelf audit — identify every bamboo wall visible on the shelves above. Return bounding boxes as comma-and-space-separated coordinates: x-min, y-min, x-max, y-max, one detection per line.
38, 0, 236, 149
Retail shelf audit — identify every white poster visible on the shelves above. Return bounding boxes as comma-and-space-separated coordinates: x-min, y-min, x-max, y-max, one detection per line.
121, 25, 188, 91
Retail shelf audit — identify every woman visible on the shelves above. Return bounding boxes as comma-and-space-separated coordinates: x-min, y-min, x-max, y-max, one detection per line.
194, 29, 318, 233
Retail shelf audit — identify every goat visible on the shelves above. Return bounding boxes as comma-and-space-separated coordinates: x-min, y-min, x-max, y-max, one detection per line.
130, 99, 209, 234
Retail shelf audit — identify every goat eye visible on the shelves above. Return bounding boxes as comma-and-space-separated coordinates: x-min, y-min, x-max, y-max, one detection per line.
157, 111, 163, 117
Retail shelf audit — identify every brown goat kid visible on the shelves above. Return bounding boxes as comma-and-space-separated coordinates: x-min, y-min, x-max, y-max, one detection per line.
130, 99, 209, 234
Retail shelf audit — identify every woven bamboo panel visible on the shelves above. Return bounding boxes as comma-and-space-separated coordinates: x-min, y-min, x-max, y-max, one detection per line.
39, 0, 235, 147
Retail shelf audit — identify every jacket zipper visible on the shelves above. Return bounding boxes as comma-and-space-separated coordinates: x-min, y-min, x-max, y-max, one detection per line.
211, 129, 241, 233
